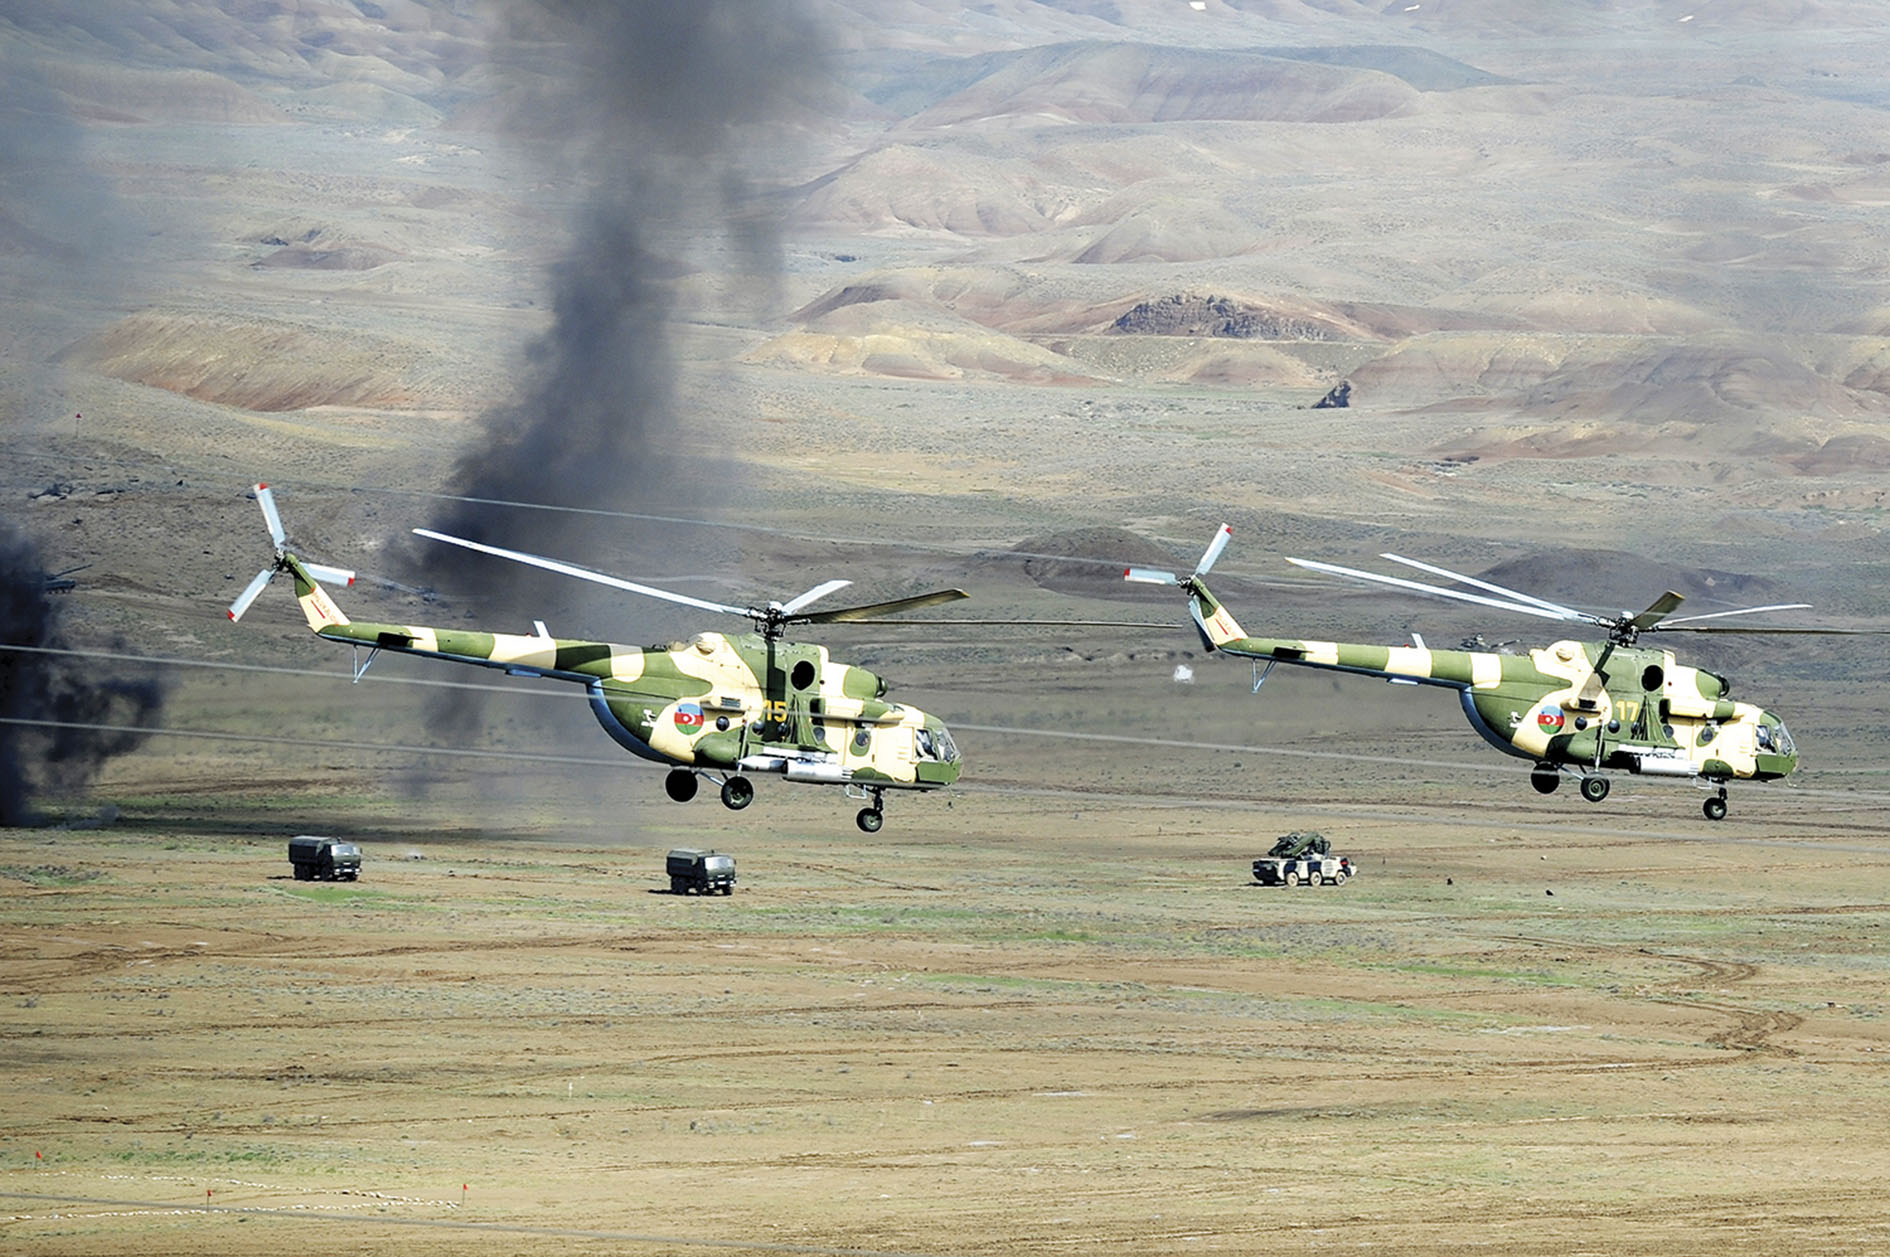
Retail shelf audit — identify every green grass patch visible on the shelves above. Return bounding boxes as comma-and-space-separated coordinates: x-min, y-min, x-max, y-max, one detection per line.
0, 863, 107, 887
277, 884, 396, 907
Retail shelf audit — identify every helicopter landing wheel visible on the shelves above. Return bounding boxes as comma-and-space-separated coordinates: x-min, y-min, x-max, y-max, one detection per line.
665, 769, 699, 803
1530, 763, 1561, 795
720, 776, 754, 811
1703, 789, 1728, 822
856, 807, 884, 833
1579, 775, 1611, 803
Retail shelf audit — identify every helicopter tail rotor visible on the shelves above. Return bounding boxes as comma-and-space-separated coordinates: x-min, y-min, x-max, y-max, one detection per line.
1124, 524, 1249, 651
228, 483, 356, 622
1125, 523, 1233, 588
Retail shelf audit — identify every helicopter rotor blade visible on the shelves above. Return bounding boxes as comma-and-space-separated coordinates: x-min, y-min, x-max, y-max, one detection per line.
254, 483, 286, 549
1626, 591, 1687, 632
1656, 601, 1811, 627
1288, 557, 1587, 624
1195, 524, 1233, 577
1377, 552, 1594, 622
789, 588, 970, 625
839, 617, 1177, 629
302, 561, 357, 588
1645, 623, 1890, 636
226, 567, 277, 622
777, 579, 853, 616
413, 528, 750, 618
1123, 566, 1180, 585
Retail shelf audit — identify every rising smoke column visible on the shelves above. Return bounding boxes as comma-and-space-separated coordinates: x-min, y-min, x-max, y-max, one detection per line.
0, 523, 166, 825
0, 28, 165, 823
423, 0, 832, 604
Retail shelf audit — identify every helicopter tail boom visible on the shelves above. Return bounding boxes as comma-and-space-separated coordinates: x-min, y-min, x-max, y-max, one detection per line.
284, 555, 351, 630
1186, 579, 1249, 652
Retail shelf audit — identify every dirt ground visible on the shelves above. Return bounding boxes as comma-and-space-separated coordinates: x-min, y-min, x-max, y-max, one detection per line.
6, 739, 1890, 1256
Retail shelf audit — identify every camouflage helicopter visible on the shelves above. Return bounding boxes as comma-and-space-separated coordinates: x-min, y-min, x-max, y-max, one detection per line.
1129, 525, 1844, 821
227, 485, 964, 831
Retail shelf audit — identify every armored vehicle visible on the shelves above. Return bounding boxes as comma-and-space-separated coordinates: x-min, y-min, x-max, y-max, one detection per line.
289, 836, 361, 881
1253, 832, 1353, 886
1252, 853, 1353, 887
667, 848, 736, 896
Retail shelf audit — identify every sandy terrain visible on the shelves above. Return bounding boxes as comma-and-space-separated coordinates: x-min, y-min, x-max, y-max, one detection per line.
6, 769, 1890, 1256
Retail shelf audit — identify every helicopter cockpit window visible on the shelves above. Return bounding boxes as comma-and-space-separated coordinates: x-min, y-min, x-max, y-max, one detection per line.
935, 727, 959, 762
915, 728, 938, 760
1759, 722, 1795, 755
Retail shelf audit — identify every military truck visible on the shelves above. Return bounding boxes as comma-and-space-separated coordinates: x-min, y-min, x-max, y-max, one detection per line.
1251, 831, 1354, 887
667, 848, 736, 896
1252, 853, 1354, 887
289, 835, 361, 881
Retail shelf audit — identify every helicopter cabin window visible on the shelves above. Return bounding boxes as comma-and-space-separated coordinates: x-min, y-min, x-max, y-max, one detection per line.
852, 726, 872, 752
791, 660, 817, 690
1757, 723, 1794, 754
1641, 664, 1664, 692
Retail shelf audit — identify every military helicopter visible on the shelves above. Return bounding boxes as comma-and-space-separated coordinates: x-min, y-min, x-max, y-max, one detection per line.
227, 485, 964, 831
1129, 525, 1848, 821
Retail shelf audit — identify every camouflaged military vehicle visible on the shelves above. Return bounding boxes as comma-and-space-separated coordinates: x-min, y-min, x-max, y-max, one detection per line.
667, 848, 736, 895
289, 835, 361, 881
1253, 852, 1353, 887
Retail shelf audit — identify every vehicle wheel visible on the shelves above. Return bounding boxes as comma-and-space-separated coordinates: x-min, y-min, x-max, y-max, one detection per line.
720, 776, 754, 810
1703, 795, 1728, 822
856, 807, 884, 833
1580, 775, 1610, 803
1284, 871, 1299, 887
670, 876, 687, 895
721, 885, 733, 896
1331, 872, 1346, 886
665, 769, 699, 803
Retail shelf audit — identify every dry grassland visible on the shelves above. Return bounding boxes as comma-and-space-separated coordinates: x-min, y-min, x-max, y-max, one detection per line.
6, 731, 1890, 1256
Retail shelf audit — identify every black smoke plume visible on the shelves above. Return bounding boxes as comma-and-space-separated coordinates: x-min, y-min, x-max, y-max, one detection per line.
400, 2, 831, 805
421, 0, 832, 608
0, 521, 166, 826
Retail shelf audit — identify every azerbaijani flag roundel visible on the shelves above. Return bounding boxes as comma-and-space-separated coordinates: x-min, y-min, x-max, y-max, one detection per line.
674, 702, 705, 730
1537, 704, 1566, 732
